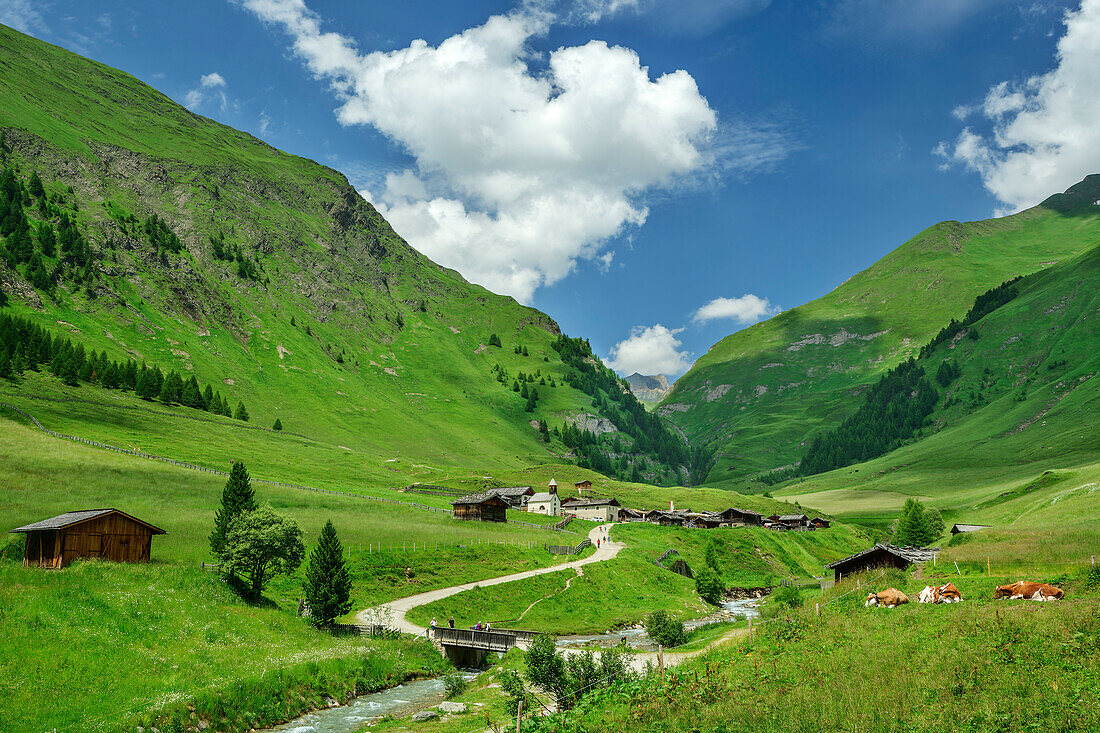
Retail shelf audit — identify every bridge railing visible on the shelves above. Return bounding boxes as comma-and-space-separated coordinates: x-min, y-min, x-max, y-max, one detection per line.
431, 627, 520, 651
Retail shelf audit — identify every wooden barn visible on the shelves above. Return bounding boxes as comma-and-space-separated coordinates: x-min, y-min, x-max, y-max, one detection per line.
488, 486, 534, 508
808, 517, 831, 529
10, 508, 166, 568
824, 543, 939, 582
950, 523, 991, 535
451, 493, 508, 522
717, 507, 764, 526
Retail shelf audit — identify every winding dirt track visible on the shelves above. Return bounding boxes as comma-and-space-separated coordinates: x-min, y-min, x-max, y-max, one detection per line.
358, 524, 620, 635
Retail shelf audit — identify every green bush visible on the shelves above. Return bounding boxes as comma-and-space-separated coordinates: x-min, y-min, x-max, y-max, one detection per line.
644, 610, 686, 648
948, 531, 972, 547
443, 671, 468, 700
772, 585, 803, 608
695, 567, 724, 606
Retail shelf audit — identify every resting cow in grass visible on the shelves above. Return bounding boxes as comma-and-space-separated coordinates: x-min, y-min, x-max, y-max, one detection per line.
993, 581, 1064, 601
865, 588, 909, 608
918, 583, 963, 604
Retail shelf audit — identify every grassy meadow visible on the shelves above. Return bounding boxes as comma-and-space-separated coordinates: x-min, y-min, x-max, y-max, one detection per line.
533, 564, 1100, 733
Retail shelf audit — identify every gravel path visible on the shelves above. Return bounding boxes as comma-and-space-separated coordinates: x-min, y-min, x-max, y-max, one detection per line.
358, 524, 620, 635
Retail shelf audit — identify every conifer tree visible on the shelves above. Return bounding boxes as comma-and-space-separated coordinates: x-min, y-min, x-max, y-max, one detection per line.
234, 400, 249, 421
894, 498, 933, 547
203, 384, 214, 408
302, 519, 353, 627
27, 171, 45, 199
272, 418, 283, 431
210, 461, 257, 561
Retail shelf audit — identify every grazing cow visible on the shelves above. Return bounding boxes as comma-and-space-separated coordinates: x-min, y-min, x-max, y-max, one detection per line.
918, 583, 964, 604
865, 588, 909, 608
993, 581, 1064, 601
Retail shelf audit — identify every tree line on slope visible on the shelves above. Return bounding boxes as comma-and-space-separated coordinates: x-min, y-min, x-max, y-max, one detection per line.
552, 334, 715, 486
778, 278, 1023, 480
0, 312, 251, 421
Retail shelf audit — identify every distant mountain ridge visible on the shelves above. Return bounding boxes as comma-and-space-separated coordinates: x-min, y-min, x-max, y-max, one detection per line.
625, 372, 672, 403
662, 175, 1100, 486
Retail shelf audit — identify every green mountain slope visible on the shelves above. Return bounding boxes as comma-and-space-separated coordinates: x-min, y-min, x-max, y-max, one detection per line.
0, 23, 688, 484
664, 179, 1100, 485
776, 230, 1100, 529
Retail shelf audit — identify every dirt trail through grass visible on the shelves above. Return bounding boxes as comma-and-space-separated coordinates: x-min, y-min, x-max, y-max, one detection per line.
364, 524, 620, 635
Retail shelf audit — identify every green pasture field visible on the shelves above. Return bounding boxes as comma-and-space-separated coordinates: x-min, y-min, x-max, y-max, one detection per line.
535, 563, 1100, 733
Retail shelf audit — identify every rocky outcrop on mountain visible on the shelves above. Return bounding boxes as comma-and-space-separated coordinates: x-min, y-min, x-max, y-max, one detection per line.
625, 373, 672, 403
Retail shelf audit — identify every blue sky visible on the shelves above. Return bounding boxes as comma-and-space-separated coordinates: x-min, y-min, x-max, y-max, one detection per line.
4, 0, 1098, 377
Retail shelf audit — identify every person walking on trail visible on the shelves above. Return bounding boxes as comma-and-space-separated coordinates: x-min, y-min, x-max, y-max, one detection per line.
449, 616, 455, 629
486, 621, 492, 631
430, 617, 437, 633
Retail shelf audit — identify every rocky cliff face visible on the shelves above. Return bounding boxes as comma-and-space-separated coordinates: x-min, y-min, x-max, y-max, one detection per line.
625, 372, 672, 403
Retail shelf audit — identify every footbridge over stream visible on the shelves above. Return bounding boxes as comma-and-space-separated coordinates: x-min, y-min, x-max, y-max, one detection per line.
430, 627, 540, 666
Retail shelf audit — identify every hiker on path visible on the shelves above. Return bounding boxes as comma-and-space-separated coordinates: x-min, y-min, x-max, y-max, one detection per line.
431, 617, 437, 631
449, 617, 455, 629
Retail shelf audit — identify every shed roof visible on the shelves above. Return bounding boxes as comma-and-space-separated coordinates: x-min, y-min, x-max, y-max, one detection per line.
951, 523, 992, 533
825, 543, 939, 569
489, 486, 534, 498
720, 507, 763, 517
451, 493, 508, 506
10, 508, 167, 534
778, 514, 808, 522
562, 498, 620, 508
529, 492, 558, 502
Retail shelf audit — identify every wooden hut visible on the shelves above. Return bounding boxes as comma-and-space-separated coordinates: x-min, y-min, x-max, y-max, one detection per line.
488, 486, 534, 508
451, 493, 509, 522
717, 507, 764, 526
950, 523, 991, 535
824, 543, 939, 582
10, 509, 166, 568
808, 517, 831, 529
618, 507, 646, 522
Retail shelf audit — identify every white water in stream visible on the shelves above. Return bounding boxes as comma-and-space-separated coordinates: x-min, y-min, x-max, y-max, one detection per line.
267, 673, 478, 733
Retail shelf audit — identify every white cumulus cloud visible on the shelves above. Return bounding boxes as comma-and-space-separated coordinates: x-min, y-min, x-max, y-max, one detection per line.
607, 325, 692, 376
184, 72, 230, 111
691, 294, 776, 324
200, 72, 227, 88
239, 0, 793, 303
940, 0, 1100, 212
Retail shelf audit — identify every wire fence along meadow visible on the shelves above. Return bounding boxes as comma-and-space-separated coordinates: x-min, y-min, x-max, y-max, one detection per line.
0, 401, 582, 534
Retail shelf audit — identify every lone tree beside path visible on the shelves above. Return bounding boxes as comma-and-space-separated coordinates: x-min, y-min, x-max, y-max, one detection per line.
303, 520, 353, 627
223, 504, 304, 599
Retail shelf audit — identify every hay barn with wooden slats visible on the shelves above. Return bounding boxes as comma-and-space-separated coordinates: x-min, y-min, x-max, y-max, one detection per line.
451, 493, 509, 522
824, 543, 939, 582
10, 509, 167, 568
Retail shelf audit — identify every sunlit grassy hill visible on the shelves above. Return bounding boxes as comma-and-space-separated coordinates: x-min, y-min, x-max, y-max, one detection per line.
665, 180, 1100, 485
0, 22, 670, 483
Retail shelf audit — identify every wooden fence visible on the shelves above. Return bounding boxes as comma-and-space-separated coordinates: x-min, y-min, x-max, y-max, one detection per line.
545, 538, 592, 555
0, 401, 584, 533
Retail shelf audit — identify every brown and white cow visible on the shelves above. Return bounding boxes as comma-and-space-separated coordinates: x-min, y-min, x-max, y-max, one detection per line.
865, 588, 909, 608
918, 582, 963, 604
993, 581, 1064, 601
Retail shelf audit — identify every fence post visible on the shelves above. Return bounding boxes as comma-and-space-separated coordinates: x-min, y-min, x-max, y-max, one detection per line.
658, 645, 664, 681
516, 700, 523, 733
815, 603, 820, 617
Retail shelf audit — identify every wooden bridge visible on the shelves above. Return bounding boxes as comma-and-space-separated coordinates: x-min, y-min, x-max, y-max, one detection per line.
429, 626, 539, 665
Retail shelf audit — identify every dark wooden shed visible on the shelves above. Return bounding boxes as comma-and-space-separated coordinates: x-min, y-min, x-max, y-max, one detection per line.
808, 517, 831, 529
451, 493, 508, 522
718, 507, 764, 526
10, 508, 167, 568
824, 543, 938, 582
